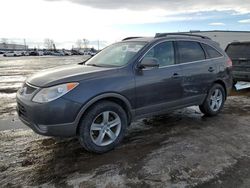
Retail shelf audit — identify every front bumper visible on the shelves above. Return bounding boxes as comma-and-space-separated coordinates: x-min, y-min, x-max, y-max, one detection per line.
16, 93, 82, 137
18, 113, 77, 137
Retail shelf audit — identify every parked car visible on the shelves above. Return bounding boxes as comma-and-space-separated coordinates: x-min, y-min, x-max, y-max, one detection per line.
64, 51, 72, 56
51, 51, 65, 56
71, 50, 79, 55
38, 51, 44, 56
89, 51, 97, 56
84, 51, 95, 56
3, 51, 22, 57
17, 33, 232, 153
21, 51, 30, 56
43, 51, 53, 55
71, 50, 81, 55
225, 42, 250, 83
29, 51, 39, 56
83, 51, 89, 56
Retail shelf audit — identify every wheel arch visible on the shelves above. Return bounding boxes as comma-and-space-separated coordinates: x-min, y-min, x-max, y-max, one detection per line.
213, 79, 227, 99
75, 93, 134, 134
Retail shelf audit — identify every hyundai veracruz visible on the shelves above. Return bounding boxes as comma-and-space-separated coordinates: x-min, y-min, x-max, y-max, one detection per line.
17, 33, 232, 153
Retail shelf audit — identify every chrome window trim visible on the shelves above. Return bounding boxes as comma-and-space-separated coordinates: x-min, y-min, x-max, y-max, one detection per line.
137, 38, 225, 70
201, 42, 224, 58
142, 56, 225, 70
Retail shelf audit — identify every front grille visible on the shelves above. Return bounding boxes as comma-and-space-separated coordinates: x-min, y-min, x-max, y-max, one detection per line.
17, 102, 27, 118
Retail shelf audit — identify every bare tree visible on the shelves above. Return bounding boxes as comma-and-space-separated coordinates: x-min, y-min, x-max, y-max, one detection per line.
1, 38, 8, 49
83, 38, 89, 49
1, 38, 8, 44
76, 39, 83, 49
44, 38, 54, 50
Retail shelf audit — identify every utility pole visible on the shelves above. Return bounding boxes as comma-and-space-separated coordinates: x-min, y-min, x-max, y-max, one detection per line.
53, 43, 56, 51
23, 39, 26, 50
98, 40, 99, 50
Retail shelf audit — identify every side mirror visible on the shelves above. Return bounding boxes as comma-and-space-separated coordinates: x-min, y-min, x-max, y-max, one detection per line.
139, 57, 159, 69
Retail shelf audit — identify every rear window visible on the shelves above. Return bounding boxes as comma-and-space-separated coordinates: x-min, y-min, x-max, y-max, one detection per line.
177, 41, 206, 63
202, 44, 222, 59
226, 43, 250, 59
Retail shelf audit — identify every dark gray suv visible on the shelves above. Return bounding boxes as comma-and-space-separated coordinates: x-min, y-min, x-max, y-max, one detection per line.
17, 33, 232, 153
225, 42, 250, 83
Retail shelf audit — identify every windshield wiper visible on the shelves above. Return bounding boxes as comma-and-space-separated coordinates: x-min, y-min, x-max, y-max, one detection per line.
86, 63, 119, 68
86, 63, 103, 67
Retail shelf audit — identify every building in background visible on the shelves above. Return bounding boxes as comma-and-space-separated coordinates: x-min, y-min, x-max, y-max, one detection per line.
0, 43, 28, 51
185, 30, 250, 49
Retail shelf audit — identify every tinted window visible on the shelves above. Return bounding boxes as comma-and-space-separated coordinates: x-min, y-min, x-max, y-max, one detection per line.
143, 41, 175, 67
202, 44, 222, 59
177, 41, 205, 63
226, 43, 250, 59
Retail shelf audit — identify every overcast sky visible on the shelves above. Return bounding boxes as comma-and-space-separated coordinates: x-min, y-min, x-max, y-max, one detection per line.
1, 0, 250, 49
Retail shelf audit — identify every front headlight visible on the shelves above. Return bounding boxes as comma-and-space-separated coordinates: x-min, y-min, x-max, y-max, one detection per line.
32, 82, 78, 103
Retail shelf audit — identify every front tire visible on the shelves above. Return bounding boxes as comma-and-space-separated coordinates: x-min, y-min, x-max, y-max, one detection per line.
199, 84, 226, 116
78, 101, 128, 153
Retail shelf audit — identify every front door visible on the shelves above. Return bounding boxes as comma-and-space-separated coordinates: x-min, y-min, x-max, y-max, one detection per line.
135, 41, 183, 116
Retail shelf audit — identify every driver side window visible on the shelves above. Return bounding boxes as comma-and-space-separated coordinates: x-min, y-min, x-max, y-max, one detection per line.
144, 41, 175, 67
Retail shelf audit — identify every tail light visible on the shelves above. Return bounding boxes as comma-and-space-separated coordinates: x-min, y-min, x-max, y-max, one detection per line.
226, 59, 232, 67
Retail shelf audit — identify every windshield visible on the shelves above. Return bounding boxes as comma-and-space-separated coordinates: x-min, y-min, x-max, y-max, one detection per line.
226, 43, 250, 59
86, 41, 147, 67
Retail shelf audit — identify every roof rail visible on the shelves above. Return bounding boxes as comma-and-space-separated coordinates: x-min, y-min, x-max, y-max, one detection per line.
122, 37, 142, 41
155, 33, 211, 40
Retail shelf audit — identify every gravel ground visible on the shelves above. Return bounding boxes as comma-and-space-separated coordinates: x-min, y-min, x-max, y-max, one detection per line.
0, 56, 250, 187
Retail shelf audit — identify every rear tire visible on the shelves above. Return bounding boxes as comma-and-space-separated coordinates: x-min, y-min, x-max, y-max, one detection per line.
199, 84, 226, 116
78, 101, 127, 153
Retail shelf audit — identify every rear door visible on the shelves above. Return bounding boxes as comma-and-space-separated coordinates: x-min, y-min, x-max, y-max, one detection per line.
176, 40, 218, 104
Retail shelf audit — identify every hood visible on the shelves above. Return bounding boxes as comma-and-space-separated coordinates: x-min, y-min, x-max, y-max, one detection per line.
27, 64, 113, 87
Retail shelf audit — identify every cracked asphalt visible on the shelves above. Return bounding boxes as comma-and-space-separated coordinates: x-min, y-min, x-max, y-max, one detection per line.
0, 56, 250, 187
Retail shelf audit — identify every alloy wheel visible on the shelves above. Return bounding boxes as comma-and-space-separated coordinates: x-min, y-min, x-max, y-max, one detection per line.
209, 88, 223, 112
90, 111, 121, 146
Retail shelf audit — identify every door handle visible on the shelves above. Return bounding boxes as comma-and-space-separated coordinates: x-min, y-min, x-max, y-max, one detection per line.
208, 67, 215, 72
172, 73, 181, 78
